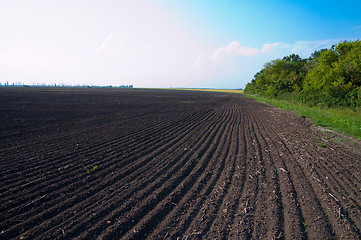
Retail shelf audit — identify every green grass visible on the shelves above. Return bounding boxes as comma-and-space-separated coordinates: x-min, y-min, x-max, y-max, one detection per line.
245, 94, 361, 141
84, 165, 99, 173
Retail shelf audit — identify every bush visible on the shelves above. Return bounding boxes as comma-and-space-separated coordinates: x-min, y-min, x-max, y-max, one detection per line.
245, 39, 361, 108
300, 40, 361, 108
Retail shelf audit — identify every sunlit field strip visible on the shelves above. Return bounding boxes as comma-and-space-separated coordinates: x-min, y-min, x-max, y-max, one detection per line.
157, 88, 244, 94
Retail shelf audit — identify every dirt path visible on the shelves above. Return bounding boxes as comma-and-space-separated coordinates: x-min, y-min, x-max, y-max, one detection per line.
1, 88, 361, 239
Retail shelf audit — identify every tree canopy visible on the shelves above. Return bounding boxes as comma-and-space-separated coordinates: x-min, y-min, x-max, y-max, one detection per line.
244, 40, 361, 108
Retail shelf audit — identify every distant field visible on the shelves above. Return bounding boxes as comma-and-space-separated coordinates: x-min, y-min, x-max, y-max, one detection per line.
162, 88, 244, 94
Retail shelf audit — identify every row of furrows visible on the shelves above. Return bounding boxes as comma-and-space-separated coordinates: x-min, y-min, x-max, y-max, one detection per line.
0, 106, 219, 238
38, 106, 226, 240
290, 147, 361, 235
4, 93, 360, 239
0, 113, 187, 211
298, 138, 361, 213
0, 113, 166, 183
220, 105, 268, 240
64, 103, 232, 240
0, 122, 158, 195
0, 107, 187, 176
254, 108, 335, 239
1, 111, 214, 237
0, 106, 209, 198
206, 103, 246, 239
306, 155, 361, 238
0, 100, 206, 158
317, 150, 361, 202
225, 104, 250, 239
119, 112, 235, 239
244, 108, 285, 239
276, 107, 361, 191
0, 90, 169, 139
235, 108, 270, 239
263, 106, 361, 238
314, 158, 361, 232
152, 100, 262, 239
2, 101, 228, 238
177, 103, 246, 240
161, 102, 263, 239
0, 111, 138, 153
292, 135, 361, 236
1, 98, 195, 154
202, 103, 265, 240
0, 110, 122, 140
269, 107, 361, 202
253, 104, 360, 239
245, 108, 307, 239
143, 102, 245, 239
0, 93, 239, 239
93, 103, 235, 240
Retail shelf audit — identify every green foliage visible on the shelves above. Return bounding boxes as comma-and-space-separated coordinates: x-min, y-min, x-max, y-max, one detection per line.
317, 141, 326, 147
245, 39, 361, 108
300, 40, 361, 108
245, 53, 307, 97
84, 165, 99, 173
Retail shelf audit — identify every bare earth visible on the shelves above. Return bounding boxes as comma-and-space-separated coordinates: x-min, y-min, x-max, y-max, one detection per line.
1, 88, 360, 239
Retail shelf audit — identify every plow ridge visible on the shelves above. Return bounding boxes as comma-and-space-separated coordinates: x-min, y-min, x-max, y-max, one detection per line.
1, 88, 361, 239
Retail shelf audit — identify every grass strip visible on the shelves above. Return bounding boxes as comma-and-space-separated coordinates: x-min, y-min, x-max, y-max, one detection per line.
245, 94, 361, 141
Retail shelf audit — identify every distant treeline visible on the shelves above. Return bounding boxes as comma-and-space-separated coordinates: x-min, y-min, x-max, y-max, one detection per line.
0, 83, 133, 88
244, 40, 361, 108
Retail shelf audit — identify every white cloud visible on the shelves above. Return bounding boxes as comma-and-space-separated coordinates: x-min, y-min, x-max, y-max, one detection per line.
194, 41, 280, 75
209, 41, 279, 60
288, 39, 343, 57
195, 39, 344, 70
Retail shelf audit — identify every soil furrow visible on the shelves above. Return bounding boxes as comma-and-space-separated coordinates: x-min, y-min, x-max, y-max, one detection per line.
246, 109, 285, 239
101, 106, 233, 239
251, 104, 336, 239
37, 109, 219, 239
263, 109, 361, 238
157, 109, 238, 240
1, 88, 360, 240
1, 108, 216, 239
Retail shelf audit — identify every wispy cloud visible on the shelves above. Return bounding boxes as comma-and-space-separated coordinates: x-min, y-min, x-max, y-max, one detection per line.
288, 39, 344, 57
195, 38, 343, 69
192, 39, 344, 88
193, 41, 280, 74
209, 41, 279, 60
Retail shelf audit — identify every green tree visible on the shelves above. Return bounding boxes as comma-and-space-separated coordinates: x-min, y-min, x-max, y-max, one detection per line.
245, 54, 307, 97
301, 40, 361, 107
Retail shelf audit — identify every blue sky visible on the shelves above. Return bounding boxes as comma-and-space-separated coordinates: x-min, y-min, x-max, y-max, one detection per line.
0, 0, 360, 89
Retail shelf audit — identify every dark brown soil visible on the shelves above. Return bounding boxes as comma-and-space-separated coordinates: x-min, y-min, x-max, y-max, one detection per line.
1, 87, 361, 239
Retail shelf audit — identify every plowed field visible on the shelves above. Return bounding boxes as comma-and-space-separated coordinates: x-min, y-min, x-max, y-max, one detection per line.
1, 88, 361, 239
